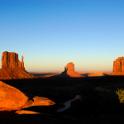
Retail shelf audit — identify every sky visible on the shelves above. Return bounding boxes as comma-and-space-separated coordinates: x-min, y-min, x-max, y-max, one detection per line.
0, 0, 124, 72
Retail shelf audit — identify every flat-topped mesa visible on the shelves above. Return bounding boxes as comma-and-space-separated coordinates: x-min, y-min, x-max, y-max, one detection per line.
113, 57, 124, 75
65, 62, 82, 78
2, 51, 25, 70
0, 51, 33, 79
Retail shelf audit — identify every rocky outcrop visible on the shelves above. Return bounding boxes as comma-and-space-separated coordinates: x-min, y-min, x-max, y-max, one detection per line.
0, 51, 33, 79
61, 62, 82, 78
2, 51, 25, 70
0, 81, 28, 111
112, 57, 124, 75
87, 72, 105, 77
0, 81, 55, 112
66, 62, 82, 77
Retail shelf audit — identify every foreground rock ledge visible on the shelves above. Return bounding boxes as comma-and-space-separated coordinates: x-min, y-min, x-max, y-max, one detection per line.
0, 81, 55, 114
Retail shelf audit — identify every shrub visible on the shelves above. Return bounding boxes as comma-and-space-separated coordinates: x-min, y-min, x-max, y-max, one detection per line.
116, 89, 124, 103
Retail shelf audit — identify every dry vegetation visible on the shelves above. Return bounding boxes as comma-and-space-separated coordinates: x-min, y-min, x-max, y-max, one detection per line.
116, 88, 124, 103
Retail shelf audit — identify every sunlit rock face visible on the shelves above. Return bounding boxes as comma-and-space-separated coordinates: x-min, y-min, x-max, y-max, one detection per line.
33, 96, 55, 106
23, 96, 55, 109
15, 110, 40, 115
113, 57, 124, 75
87, 72, 104, 77
0, 81, 28, 111
0, 51, 33, 79
0, 81, 55, 113
66, 62, 82, 78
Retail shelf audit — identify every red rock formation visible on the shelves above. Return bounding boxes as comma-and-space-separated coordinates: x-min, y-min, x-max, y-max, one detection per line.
0, 81, 28, 111
0, 51, 33, 79
113, 57, 124, 75
0, 81, 55, 112
66, 62, 82, 78
2, 51, 25, 70
87, 72, 104, 77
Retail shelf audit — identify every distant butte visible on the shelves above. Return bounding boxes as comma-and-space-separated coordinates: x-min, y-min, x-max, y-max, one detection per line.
112, 57, 124, 75
62, 62, 83, 78
0, 51, 33, 79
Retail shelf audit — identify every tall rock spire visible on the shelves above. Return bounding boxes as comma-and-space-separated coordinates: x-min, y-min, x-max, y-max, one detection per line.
22, 55, 25, 69
18, 55, 25, 70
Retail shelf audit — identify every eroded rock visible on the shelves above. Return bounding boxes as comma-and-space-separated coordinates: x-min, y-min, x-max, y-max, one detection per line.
65, 62, 82, 78
0, 81, 55, 114
113, 57, 124, 75
0, 81, 28, 111
0, 51, 33, 79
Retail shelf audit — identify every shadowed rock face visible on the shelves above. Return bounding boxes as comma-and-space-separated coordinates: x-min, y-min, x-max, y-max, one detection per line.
113, 57, 124, 75
0, 51, 33, 79
66, 62, 82, 78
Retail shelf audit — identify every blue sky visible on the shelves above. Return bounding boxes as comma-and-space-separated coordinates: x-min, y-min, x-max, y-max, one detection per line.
0, 0, 124, 72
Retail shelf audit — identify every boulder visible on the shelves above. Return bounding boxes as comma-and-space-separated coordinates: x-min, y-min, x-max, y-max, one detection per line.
0, 81, 55, 112
0, 81, 28, 111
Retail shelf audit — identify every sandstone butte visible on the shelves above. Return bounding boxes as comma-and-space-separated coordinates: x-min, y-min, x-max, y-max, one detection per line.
112, 57, 124, 75
0, 51, 33, 79
0, 81, 55, 114
64, 62, 82, 78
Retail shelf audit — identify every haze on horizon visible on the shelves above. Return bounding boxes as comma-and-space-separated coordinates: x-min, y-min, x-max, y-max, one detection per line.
0, 0, 124, 73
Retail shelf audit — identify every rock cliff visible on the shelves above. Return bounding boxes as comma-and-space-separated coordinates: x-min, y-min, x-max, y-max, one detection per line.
62, 62, 82, 78
2, 51, 25, 70
112, 57, 124, 75
0, 51, 33, 79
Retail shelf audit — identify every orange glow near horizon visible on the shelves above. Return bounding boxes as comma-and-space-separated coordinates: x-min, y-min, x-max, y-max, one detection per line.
25, 62, 112, 73
0, 54, 113, 73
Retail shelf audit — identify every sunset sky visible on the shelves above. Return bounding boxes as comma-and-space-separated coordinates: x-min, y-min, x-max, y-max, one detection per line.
0, 0, 124, 72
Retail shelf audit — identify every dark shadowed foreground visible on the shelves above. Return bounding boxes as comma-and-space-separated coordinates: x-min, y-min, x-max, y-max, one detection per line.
1, 75, 124, 124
